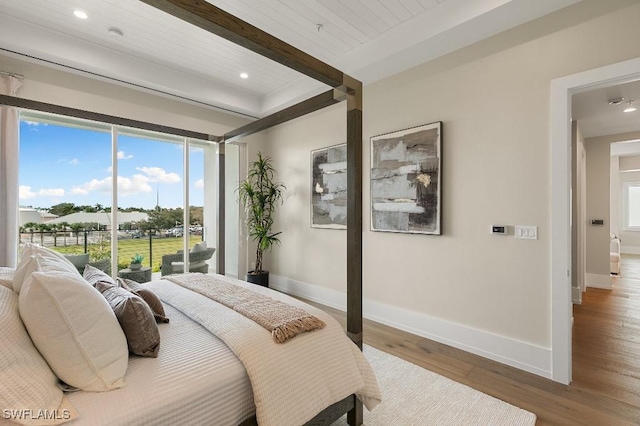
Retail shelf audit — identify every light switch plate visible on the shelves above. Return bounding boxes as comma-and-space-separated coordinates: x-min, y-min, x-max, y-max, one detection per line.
515, 225, 537, 240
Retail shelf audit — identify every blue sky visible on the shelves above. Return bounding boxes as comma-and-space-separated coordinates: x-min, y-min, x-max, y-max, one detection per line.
19, 120, 205, 209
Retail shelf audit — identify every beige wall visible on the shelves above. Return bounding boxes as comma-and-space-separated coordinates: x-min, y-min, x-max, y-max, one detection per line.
585, 136, 611, 276
585, 131, 640, 254
260, 0, 640, 358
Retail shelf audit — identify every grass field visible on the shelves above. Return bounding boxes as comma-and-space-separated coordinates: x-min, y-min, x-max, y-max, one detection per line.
50, 236, 203, 272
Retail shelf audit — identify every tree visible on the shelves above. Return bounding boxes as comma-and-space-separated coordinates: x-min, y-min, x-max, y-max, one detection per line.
35, 223, 50, 245
147, 208, 184, 230
189, 206, 203, 225
21, 222, 38, 243
70, 223, 84, 245
58, 221, 70, 246
48, 202, 77, 217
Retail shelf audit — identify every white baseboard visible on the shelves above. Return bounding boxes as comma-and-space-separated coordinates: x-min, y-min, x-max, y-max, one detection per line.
586, 273, 613, 290
621, 245, 640, 255
270, 274, 552, 380
572, 287, 582, 304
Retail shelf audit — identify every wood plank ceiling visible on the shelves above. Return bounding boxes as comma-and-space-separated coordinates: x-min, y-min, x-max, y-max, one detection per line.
0, 0, 581, 116
0, 0, 442, 96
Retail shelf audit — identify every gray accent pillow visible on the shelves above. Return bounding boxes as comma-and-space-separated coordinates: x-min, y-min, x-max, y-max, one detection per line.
118, 278, 169, 323
83, 264, 116, 287
95, 281, 160, 358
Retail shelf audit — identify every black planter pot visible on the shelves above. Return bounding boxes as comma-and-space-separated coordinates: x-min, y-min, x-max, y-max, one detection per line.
246, 271, 269, 287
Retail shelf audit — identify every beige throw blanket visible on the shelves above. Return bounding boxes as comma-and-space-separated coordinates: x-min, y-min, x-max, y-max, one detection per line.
163, 273, 325, 343
148, 275, 381, 426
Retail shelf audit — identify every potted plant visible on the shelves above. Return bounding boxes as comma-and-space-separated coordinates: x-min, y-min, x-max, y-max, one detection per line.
130, 253, 144, 270
238, 152, 285, 287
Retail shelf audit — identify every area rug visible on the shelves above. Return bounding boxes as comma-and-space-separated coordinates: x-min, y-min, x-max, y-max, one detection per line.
335, 345, 536, 425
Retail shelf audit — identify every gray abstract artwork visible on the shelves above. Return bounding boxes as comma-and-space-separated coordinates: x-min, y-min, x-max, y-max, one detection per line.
371, 122, 442, 234
311, 144, 347, 229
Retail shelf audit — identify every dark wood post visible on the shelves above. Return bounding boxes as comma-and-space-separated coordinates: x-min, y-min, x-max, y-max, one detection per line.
346, 78, 363, 426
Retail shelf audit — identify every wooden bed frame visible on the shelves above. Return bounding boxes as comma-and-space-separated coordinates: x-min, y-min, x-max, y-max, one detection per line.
0, 1, 364, 424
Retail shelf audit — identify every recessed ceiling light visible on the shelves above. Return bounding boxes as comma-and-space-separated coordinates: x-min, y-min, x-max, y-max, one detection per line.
240, 72, 249, 79
73, 10, 88, 19
608, 97, 624, 106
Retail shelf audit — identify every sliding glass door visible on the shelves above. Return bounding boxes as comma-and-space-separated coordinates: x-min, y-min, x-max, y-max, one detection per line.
18, 111, 241, 278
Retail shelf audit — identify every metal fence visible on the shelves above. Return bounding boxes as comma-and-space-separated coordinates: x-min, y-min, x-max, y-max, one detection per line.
19, 229, 204, 271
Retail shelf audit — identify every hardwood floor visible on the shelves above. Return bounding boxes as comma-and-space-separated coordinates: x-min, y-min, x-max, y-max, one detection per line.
305, 257, 640, 425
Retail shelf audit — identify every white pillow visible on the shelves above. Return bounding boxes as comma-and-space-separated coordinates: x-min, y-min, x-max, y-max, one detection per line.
19, 266, 128, 392
190, 240, 207, 253
0, 285, 78, 425
13, 244, 78, 293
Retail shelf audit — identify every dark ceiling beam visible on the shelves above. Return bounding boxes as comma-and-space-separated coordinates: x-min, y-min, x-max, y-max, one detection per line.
0, 94, 215, 141
224, 89, 341, 142
140, 0, 345, 88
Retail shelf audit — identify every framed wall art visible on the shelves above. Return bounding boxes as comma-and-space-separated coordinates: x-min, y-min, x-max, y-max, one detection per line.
311, 143, 347, 229
370, 122, 442, 235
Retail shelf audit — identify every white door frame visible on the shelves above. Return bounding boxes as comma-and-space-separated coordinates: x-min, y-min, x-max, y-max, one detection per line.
551, 57, 640, 384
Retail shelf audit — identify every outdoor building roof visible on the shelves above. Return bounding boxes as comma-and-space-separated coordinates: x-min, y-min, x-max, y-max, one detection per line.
46, 211, 149, 226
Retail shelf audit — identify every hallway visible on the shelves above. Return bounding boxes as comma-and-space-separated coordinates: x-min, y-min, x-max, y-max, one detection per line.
572, 254, 640, 423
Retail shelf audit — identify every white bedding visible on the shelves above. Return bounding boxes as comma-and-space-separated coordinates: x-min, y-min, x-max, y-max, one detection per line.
2, 275, 379, 426
64, 303, 255, 426
150, 275, 381, 426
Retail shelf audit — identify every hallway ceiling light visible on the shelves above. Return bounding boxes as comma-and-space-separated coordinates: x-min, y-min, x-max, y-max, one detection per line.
608, 97, 624, 105
73, 10, 88, 19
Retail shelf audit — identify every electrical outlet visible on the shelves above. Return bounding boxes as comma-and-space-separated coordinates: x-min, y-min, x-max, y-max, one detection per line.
515, 225, 537, 240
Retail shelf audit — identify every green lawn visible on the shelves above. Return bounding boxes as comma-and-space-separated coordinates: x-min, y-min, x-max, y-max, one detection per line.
51, 236, 203, 272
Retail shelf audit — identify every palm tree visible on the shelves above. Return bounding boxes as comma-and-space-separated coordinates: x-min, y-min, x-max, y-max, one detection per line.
70, 223, 84, 246
49, 223, 59, 247
22, 222, 38, 243
58, 221, 70, 246
36, 223, 50, 246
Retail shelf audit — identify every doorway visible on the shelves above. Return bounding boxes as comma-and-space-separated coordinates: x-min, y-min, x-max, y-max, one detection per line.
551, 57, 640, 384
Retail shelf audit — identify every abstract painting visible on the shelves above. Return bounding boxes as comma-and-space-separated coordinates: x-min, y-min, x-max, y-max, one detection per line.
370, 122, 442, 234
311, 143, 347, 229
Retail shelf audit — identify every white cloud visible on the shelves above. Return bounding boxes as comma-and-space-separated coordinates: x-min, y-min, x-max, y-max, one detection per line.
20, 185, 65, 199
71, 175, 153, 196
38, 188, 65, 197
19, 186, 36, 199
117, 151, 133, 160
106, 166, 113, 173
136, 166, 181, 183
194, 179, 204, 189
23, 121, 47, 126
69, 158, 79, 165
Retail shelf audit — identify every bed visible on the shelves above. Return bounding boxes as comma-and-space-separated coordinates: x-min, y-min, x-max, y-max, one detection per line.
0, 0, 368, 424
1, 251, 379, 426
